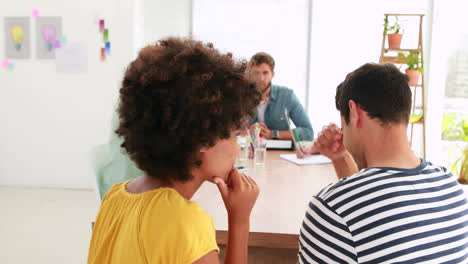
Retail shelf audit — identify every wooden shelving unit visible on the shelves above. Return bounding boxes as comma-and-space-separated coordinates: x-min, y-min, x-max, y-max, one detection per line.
379, 14, 426, 157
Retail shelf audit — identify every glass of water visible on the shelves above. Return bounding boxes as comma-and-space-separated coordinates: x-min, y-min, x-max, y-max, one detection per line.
237, 135, 248, 162
254, 137, 267, 167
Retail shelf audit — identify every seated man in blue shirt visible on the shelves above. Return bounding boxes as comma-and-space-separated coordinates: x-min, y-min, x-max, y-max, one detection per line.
246, 52, 314, 141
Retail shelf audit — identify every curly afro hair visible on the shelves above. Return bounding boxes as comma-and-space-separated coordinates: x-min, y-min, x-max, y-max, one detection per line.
116, 37, 261, 182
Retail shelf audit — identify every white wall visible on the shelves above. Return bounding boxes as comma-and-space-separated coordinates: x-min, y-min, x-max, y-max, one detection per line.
0, 0, 137, 188
142, 0, 192, 46
192, 0, 310, 106
0, 0, 191, 189
308, 0, 431, 130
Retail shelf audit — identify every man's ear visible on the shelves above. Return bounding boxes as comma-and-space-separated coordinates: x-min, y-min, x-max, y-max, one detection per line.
271, 71, 275, 78
348, 100, 363, 128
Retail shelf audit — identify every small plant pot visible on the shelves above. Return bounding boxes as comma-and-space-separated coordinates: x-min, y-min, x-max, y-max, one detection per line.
458, 178, 468, 185
458, 167, 468, 184
388, 33, 403, 49
459, 175, 468, 185
405, 69, 421, 86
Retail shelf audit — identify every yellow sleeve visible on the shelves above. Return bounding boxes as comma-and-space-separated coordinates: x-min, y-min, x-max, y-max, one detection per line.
140, 196, 219, 264
184, 211, 220, 263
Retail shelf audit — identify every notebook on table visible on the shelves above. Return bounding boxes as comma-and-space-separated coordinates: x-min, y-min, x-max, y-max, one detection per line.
280, 153, 331, 165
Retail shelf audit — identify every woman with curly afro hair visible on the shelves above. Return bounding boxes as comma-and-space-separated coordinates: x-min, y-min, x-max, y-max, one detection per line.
87, 37, 262, 264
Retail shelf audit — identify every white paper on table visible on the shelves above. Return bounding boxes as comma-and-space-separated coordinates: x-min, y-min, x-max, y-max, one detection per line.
280, 153, 331, 165
55, 43, 88, 73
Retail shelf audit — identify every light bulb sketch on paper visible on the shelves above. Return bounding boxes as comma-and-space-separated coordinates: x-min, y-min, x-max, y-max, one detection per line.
42, 24, 57, 51
5, 17, 30, 59
10, 25, 24, 51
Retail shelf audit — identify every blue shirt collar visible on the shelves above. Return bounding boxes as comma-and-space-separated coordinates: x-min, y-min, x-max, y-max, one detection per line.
269, 84, 278, 101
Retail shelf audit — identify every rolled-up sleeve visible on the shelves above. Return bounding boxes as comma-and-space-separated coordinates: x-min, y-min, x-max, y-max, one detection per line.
288, 92, 314, 141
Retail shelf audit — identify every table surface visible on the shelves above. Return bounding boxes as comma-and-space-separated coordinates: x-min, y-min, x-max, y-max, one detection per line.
192, 150, 338, 235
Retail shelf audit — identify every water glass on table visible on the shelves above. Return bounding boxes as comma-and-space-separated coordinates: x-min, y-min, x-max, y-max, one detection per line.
254, 137, 267, 167
236, 135, 249, 162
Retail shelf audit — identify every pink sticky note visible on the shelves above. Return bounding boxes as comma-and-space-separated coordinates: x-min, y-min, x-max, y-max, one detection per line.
54, 40, 61, 48
32, 9, 39, 18
99, 19, 105, 33
2, 60, 9, 68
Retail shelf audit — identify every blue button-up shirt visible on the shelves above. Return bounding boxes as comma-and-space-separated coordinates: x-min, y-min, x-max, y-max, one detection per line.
251, 84, 314, 141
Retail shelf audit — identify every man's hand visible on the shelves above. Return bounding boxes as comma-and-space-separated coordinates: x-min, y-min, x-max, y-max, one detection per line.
296, 123, 345, 160
295, 143, 320, 158
313, 123, 346, 161
256, 122, 272, 139
315, 123, 358, 179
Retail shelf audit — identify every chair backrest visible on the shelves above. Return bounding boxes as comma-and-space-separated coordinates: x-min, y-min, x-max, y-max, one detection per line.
89, 139, 142, 200
90, 111, 142, 199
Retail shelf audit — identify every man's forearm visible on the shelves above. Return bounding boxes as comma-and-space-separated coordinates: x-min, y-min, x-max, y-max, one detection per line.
277, 129, 313, 142
224, 217, 250, 264
277, 130, 293, 140
332, 151, 358, 179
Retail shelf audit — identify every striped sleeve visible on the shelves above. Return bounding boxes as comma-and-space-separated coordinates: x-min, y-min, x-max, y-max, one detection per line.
298, 197, 358, 264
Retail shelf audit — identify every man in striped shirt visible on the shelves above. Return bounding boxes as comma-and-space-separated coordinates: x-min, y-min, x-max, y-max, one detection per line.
297, 63, 468, 263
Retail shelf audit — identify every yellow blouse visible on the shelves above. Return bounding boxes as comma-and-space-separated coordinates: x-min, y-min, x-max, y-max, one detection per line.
88, 180, 219, 264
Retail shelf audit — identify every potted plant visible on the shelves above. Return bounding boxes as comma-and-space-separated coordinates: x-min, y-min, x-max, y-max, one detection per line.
398, 51, 423, 86
384, 16, 403, 49
456, 146, 468, 184
441, 114, 468, 185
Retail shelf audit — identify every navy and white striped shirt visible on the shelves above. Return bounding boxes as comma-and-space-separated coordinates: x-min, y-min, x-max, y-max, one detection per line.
298, 160, 468, 264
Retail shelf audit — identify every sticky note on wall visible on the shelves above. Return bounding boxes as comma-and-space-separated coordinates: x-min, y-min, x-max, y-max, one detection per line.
100, 47, 105, 61
54, 40, 61, 49
99, 19, 105, 33
103, 29, 109, 43
105, 42, 111, 56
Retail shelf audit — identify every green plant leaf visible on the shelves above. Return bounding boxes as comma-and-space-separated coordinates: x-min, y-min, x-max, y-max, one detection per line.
383, 16, 401, 35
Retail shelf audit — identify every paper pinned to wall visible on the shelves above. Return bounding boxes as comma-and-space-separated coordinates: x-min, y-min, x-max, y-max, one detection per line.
4, 17, 31, 59
55, 42, 88, 73
36, 17, 62, 59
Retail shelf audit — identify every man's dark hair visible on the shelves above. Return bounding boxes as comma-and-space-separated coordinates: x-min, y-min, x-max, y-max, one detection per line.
335, 63, 412, 125
248, 52, 275, 71
116, 37, 261, 182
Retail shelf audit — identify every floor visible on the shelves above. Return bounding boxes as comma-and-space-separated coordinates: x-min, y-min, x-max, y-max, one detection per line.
0, 186, 99, 264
